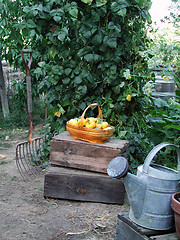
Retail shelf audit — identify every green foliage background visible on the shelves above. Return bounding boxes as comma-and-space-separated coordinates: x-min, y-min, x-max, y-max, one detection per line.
0, 0, 179, 172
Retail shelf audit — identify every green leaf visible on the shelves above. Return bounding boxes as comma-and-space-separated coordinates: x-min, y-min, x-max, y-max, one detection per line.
62, 78, 70, 85
50, 9, 64, 17
83, 30, 92, 39
84, 54, 101, 62
147, 12, 152, 24
77, 47, 91, 57
81, 69, 89, 78
49, 48, 57, 58
72, 67, 80, 75
165, 125, 180, 130
78, 85, 87, 95
38, 61, 46, 67
65, 68, 72, 76
94, 54, 102, 61
91, 12, 100, 22
141, 9, 148, 20
96, 0, 107, 7
34, 4, 43, 12
58, 28, 68, 42
134, 0, 147, 8
62, 97, 71, 107
50, 78, 58, 85
79, 102, 86, 110
107, 38, 117, 48
81, 0, 92, 4
69, 4, 78, 18
119, 131, 127, 138
117, 8, 127, 17
119, 81, 125, 88
57, 104, 65, 115
92, 32, 103, 45
74, 76, 82, 84
108, 22, 116, 30
23, 6, 31, 13
34, 67, 42, 76
27, 19, 36, 28
69, 8, 78, 18
87, 73, 94, 83
53, 16, 61, 22
112, 85, 121, 94
154, 98, 169, 108
84, 54, 94, 62
111, 0, 129, 16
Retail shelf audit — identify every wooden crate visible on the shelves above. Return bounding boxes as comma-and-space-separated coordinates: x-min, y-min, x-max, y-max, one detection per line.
50, 131, 129, 173
116, 213, 177, 240
44, 165, 125, 204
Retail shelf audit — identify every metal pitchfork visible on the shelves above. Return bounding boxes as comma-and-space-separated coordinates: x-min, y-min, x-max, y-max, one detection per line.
16, 49, 49, 181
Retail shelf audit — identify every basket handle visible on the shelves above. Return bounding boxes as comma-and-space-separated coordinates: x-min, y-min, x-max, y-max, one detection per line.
79, 103, 103, 128
143, 142, 180, 176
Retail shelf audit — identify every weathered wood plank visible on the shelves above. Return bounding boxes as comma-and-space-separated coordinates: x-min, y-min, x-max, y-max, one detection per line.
50, 131, 129, 173
44, 165, 125, 204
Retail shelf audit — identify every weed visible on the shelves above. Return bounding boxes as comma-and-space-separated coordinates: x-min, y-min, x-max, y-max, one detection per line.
11, 176, 16, 181
0, 161, 8, 165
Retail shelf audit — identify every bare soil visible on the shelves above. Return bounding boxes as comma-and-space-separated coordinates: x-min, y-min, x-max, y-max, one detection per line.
0, 128, 129, 240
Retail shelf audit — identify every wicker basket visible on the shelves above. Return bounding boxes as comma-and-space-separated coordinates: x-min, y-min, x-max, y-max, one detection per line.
66, 103, 114, 144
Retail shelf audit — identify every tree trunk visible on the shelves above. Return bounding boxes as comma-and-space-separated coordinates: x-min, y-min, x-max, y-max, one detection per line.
0, 58, 9, 119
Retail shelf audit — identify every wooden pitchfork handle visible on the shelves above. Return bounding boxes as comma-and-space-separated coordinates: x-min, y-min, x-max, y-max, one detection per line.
21, 49, 33, 143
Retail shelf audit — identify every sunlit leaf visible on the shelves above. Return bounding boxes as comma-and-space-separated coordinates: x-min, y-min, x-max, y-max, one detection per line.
96, 0, 107, 7
81, 0, 93, 4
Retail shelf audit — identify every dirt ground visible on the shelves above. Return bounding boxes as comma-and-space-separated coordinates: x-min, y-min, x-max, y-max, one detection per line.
0, 128, 129, 240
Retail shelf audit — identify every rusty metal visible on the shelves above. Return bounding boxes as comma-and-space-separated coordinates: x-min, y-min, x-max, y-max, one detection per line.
16, 49, 49, 181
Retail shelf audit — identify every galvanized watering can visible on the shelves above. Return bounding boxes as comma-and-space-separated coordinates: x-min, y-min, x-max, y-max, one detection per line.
107, 142, 180, 230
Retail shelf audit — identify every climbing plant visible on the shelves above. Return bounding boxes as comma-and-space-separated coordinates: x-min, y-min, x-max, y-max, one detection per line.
19, 0, 153, 129
1, 0, 159, 170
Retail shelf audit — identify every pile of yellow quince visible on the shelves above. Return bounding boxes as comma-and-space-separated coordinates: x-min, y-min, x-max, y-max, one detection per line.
68, 117, 109, 130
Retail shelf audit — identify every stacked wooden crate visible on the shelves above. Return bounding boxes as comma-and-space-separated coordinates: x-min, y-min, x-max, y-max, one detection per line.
44, 131, 129, 204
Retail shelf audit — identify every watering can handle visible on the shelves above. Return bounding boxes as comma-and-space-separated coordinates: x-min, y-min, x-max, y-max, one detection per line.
143, 142, 180, 176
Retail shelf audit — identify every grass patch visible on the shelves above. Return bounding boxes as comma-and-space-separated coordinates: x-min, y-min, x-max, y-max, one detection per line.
0, 97, 46, 130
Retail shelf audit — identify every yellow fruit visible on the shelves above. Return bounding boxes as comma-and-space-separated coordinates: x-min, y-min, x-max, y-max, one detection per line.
88, 117, 96, 123
94, 118, 98, 123
69, 119, 78, 125
126, 94, 132, 101
85, 121, 96, 129
96, 123, 103, 130
101, 121, 108, 129
78, 118, 87, 126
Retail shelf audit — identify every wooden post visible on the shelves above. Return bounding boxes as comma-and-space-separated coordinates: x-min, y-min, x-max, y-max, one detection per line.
0, 59, 9, 119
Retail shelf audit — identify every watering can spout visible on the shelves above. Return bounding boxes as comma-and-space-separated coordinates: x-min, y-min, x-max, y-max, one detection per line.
124, 173, 146, 219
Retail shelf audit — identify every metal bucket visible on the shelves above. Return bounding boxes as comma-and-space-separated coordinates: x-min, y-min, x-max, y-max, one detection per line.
126, 142, 180, 230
